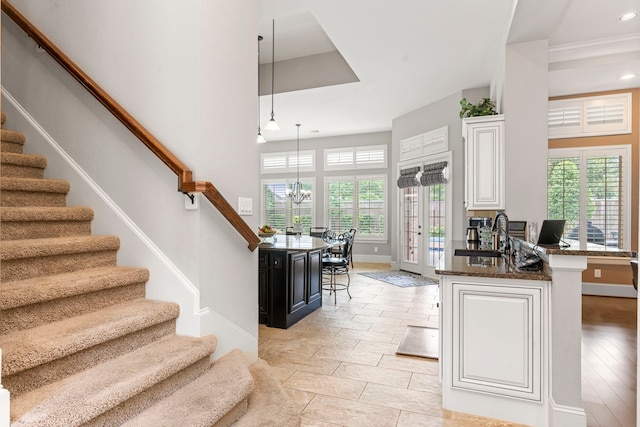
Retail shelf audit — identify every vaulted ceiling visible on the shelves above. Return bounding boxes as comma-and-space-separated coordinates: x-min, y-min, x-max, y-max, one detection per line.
258, 0, 640, 141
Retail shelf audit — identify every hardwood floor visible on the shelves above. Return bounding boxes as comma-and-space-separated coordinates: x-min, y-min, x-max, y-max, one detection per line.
259, 263, 638, 426
582, 295, 637, 427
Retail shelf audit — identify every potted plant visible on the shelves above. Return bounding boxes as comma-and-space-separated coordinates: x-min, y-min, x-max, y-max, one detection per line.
459, 98, 498, 118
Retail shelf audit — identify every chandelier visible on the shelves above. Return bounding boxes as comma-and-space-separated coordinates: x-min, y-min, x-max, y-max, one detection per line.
286, 124, 311, 205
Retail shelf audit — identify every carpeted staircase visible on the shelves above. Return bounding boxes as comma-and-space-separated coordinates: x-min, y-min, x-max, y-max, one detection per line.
0, 112, 300, 426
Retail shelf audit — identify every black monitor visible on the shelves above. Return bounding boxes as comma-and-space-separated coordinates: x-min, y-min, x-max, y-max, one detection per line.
537, 219, 566, 246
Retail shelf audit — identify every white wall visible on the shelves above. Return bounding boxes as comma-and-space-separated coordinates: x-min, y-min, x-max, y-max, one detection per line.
2, 0, 260, 358
503, 40, 549, 227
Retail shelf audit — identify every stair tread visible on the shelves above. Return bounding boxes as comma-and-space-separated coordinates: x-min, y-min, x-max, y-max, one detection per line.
122, 349, 254, 427
0, 176, 69, 193
1, 129, 26, 144
0, 235, 120, 260
10, 334, 217, 426
0, 298, 180, 376
0, 206, 94, 222
0, 152, 47, 169
0, 265, 149, 310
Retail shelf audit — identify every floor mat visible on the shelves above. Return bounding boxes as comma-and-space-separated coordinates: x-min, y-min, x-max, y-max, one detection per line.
358, 270, 438, 287
396, 325, 439, 359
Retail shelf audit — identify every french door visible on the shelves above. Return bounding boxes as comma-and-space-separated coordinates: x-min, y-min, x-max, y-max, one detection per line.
399, 153, 450, 277
400, 185, 422, 274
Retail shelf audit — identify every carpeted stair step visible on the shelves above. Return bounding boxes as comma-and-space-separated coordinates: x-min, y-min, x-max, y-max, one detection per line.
1, 152, 47, 179
0, 235, 120, 282
0, 298, 181, 397
122, 349, 255, 427
0, 206, 94, 240
0, 176, 69, 207
9, 334, 218, 426
0, 266, 150, 334
1, 128, 26, 153
234, 359, 301, 427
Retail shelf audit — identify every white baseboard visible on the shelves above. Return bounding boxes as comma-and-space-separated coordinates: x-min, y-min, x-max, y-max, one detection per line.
582, 282, 637, 298
0, 387, 9, 427
353, 254, 392, 264
550, 397, 587, 427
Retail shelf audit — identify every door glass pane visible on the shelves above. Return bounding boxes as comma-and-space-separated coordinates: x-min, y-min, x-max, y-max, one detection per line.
427, 184, 445, 267
402, 186, 419, 264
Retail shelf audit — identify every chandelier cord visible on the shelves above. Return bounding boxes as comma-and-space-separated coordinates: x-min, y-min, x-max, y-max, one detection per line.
270, 19, 275, 118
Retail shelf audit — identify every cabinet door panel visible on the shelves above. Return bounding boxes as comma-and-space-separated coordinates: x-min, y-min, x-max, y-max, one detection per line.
308, 249, 322, 303
452, 282, 541, 401
464, 116, 505, 210
289, 252, 307, 313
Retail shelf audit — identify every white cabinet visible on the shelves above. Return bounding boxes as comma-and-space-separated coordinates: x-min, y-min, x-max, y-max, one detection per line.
463, 115, 505, 210
440, 274, 549, 426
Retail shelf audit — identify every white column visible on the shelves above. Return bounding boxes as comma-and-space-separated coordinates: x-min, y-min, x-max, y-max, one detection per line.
547, 254, 587, 427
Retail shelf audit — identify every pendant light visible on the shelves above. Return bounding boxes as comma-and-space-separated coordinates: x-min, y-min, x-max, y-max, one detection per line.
257, 35, 266, 143
286, 124, 311, 204
264, 19, 280, 131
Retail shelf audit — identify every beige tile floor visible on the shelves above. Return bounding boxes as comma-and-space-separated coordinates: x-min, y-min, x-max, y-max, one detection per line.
258, 263, 532, 427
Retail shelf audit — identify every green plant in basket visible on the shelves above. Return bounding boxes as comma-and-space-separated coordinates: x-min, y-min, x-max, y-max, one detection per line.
459, 97, 497, 118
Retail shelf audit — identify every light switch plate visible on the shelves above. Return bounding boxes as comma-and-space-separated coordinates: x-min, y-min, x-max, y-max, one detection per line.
238, 197, 253, 216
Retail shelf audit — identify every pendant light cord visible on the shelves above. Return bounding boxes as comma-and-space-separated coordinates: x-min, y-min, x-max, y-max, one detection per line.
257, 35, 263, 134
270, 19, 275, 117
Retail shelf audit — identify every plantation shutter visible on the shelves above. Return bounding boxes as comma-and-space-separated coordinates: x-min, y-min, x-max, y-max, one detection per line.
586, 155, 623, 248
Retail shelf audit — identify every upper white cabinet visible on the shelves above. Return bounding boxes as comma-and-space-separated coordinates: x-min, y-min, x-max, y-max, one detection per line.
463, 115, 505, 210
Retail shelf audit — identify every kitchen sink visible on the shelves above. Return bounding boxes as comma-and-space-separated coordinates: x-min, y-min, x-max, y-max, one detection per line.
454, 248, 503, 257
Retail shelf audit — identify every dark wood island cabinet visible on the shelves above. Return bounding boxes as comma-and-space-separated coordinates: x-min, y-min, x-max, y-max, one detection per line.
258, 236, 327, 329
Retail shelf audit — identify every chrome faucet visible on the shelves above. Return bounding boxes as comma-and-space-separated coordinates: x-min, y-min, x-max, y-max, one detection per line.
492, 211, 511, 260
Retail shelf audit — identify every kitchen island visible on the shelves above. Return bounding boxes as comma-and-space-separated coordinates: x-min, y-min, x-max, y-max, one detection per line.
258, 235, 328, 329
436, 239, 634, 427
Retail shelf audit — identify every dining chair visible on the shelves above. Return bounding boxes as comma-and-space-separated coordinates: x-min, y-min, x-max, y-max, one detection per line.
309, 226, 327, 238
322, 232, 354, 304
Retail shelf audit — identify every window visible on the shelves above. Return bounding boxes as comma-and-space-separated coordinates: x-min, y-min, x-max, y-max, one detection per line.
547, 146, 630, 249
261, 150, 315, 174
261, 178, 315, 231
548, 93, 632, 139
324, 145, 387, 171
325, 175, 387, 240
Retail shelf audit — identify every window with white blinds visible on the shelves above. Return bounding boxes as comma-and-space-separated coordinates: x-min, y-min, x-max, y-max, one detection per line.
261, 178, 315, 231
325, 175, 387, 240
324, 145, 387, 171
261, 150, 315, 174
547, 146, 630, 249
548, 93, 631, 139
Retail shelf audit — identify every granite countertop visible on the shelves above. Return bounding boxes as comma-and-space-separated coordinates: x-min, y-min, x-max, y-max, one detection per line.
435, 240, 552, 281
258, 235, 329, 252
436, 238, 636, 281
525, 240, 636, 258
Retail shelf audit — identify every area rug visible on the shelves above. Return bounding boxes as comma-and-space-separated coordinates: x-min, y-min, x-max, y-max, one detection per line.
396, 325, 439, 359
358, 270, 438, 287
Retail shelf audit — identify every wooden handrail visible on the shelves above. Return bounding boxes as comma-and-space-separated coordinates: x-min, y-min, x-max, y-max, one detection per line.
2, 0, 260, 251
